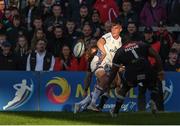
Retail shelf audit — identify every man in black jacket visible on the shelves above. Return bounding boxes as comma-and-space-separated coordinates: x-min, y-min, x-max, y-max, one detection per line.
0, 41, 18, 70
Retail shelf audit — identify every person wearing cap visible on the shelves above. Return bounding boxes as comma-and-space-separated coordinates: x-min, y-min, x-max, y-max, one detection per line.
156, 20, 174, 64
26, 39, 55, 71
0, 41, 18, 70
144, 26, 161, 66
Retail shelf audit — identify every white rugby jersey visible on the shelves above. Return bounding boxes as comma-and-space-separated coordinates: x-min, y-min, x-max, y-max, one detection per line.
101, 32, 122, 66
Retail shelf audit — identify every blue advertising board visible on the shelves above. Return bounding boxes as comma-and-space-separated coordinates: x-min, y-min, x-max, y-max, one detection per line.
0, 71, 39, 111
0, 71, 179, 112
39, 71, 180, 112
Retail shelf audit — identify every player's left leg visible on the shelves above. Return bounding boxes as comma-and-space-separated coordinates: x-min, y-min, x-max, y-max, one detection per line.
147, 80, 159, 113
96, 92, 109, 111
97, 73, 121, 111
110, 81, 131, 117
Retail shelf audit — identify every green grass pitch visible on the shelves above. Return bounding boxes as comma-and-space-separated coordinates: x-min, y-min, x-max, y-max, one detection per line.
0, 111, 180, 125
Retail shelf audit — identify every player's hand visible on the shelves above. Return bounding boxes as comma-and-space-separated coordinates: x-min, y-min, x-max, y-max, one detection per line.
158, 70, 164, 81
119, 65, 125, 72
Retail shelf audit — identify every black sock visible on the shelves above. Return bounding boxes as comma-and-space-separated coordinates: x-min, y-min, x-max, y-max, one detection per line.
97, 95, 108, 109
114, 98, 123, 114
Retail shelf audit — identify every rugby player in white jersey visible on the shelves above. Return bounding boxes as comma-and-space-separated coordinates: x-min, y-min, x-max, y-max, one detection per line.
86, 21, 123, 111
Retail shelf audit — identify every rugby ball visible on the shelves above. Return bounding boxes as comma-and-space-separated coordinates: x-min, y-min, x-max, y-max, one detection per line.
73, 42, 85, 58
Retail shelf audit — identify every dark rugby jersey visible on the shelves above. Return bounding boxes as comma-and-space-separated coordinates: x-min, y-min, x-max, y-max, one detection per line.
113, 41, 154, 83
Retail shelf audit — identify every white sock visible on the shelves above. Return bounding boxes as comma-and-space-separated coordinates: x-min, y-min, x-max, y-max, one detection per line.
78, 95, 91, 106
90, 85, 103, 105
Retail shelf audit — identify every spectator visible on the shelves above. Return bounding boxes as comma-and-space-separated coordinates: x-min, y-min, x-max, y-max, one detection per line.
10, 7, 20, 17
171, 41, 180, 54
124, 21, 143, 42
155, 20, 174, 64
140, 0, 166, 27
90, 9, 103, 38
103, 20, 112, 34
26, 39, 55, 71
76, 5, 90, 31
68, 0, 94, 23
44, 3, 65, 33
144, 26, 161, 66
3, 8, 13, 23
93, 0, 119, 23
116, 0, 138, 30
163, 0, 180, 25
54, 44, 78, 71
82, 23, 93, 49
65, 19, 82, 50
31, 28, 46, 50
14, 35, 30, 70
132, 0, 146, 16
0, 1, 5, 11
40, 0, 55, 20
0, 8, 13, 31
21, 0, 40, 31
0, 41, 18, 70
56, 0, 71, 20
87, 37, 98, 49
6, 15, 28, 48
29, 16, 44, 40
46, 25, 68, 57
164, 48, 180, 72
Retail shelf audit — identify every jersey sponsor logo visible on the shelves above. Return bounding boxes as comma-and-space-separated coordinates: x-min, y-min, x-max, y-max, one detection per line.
125, 45, 139, 52
46, 77, 71, 104
3, 79, 34, 110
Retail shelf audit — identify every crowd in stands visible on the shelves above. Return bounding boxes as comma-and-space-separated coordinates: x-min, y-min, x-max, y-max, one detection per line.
0, 0, 179, 72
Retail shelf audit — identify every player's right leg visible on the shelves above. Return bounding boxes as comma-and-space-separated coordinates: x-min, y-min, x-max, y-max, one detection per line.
74, 93, 92, 114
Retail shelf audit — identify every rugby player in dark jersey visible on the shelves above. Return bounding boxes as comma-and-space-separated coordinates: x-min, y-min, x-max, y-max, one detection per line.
101, 38, 164, 117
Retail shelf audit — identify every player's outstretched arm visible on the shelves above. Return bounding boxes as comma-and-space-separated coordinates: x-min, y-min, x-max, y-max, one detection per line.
97, 38, 106, 61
